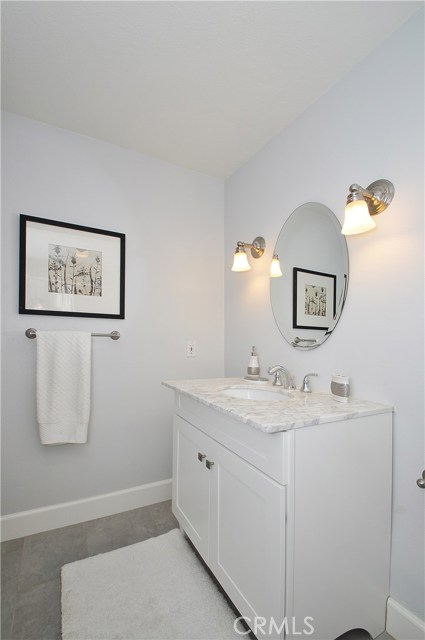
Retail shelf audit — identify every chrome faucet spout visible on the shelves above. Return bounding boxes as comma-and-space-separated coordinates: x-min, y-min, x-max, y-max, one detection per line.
267, 365, 295, 389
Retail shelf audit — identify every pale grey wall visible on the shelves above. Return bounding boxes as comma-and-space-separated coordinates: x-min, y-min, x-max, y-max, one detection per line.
1, 113, 224, 514
1, 6, 423, 625
224, 12, 424, 621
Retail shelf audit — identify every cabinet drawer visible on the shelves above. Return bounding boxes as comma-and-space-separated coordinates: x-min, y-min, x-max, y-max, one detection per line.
175, 394, 289, 485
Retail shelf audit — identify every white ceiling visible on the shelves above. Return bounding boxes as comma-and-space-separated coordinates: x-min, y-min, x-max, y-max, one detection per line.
1, 1, 422, 178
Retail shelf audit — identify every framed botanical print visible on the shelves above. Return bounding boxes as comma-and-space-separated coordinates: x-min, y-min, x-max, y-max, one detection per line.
19, 215, 125, 318
293, 267, 336, 330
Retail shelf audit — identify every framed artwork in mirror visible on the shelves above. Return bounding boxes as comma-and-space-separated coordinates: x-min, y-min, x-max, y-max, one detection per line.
19, 214, 125, 318
293, 267, 336, 330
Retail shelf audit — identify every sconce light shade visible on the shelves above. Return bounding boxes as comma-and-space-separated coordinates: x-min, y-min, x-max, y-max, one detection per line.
341, 199, 376, 235
270, 254, 283, 278
231, 236, 265, 272
232, 247, 251, 272
342, 179, 395, 236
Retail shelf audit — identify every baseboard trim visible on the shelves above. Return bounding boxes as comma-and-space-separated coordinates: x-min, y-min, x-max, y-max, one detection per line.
1, 478, 172, 541
386, 597, 425, 640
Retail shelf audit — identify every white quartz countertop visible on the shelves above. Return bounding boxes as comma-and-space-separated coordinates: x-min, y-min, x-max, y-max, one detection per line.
162, 377, 393, 433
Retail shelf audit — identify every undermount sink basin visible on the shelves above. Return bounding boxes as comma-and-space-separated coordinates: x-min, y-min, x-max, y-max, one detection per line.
221, 386, 293, 401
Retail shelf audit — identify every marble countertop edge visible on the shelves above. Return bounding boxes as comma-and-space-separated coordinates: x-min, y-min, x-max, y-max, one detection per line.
162, 378, 393, 433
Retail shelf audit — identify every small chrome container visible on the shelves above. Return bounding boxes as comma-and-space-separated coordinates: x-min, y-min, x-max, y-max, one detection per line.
331, 374, 350, 402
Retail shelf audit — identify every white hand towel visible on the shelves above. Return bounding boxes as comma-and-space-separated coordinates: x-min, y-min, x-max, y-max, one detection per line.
36, 331, 91, 445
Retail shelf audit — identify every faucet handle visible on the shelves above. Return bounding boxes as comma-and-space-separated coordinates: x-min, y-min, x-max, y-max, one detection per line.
268, 365, 281, 385
300, 372, 318, 393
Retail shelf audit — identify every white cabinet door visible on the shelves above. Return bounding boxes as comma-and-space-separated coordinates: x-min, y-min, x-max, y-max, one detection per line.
173, 414, 286, 636
209, 442, 286, 636
172, 415, 211, 560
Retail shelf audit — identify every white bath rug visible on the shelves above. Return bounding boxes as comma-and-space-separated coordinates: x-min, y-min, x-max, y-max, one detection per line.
61, 528, 243, 639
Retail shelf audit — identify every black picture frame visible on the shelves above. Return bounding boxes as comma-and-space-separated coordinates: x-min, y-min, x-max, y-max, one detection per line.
293, 267, 336, 330
19, 214, 125, 318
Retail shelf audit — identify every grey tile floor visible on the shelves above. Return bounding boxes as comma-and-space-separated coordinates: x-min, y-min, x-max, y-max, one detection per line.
1, 500, 178, 640
1, 499, 395, 640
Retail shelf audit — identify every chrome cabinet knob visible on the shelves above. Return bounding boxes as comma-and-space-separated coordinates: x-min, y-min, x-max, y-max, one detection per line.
197, 452, 206, 462
206, 459, 215, 470
417, 470, 425, 489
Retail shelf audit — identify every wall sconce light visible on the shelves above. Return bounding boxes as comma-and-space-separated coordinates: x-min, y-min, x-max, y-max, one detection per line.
232, 236, 265, 272
341, 179, 395, 235
270, 253, 283, 278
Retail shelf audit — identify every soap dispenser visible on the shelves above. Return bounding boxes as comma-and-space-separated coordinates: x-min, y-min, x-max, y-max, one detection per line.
247, 346, 260, 378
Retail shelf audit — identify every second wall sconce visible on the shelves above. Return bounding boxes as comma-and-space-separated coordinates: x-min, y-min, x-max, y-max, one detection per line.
341, 178, 395, 235
232, 236, 265, 272
270, 253, 283, 278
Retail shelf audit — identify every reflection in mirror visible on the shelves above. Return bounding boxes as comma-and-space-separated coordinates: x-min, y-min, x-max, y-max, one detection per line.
270, 202, 349, 350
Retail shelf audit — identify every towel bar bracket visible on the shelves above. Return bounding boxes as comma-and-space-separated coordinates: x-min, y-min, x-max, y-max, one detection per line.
25, 328, 120, 340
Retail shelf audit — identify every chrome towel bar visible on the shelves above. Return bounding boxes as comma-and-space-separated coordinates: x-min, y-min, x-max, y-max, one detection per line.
25, 328, 120, 340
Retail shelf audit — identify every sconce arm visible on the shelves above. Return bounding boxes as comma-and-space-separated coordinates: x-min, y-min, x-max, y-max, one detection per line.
236, 236, 265, 258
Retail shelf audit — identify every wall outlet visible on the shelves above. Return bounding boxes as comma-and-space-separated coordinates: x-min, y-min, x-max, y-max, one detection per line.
186, 341, 196, 357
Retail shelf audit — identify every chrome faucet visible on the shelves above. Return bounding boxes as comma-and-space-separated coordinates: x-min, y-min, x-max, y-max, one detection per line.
267, 365, 296, 389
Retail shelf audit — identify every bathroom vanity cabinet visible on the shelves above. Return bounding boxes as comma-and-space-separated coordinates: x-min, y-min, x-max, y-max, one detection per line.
167, 381, 393, 640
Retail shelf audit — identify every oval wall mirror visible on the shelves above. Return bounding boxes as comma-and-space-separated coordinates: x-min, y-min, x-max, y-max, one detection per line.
270, 202, 349, 350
